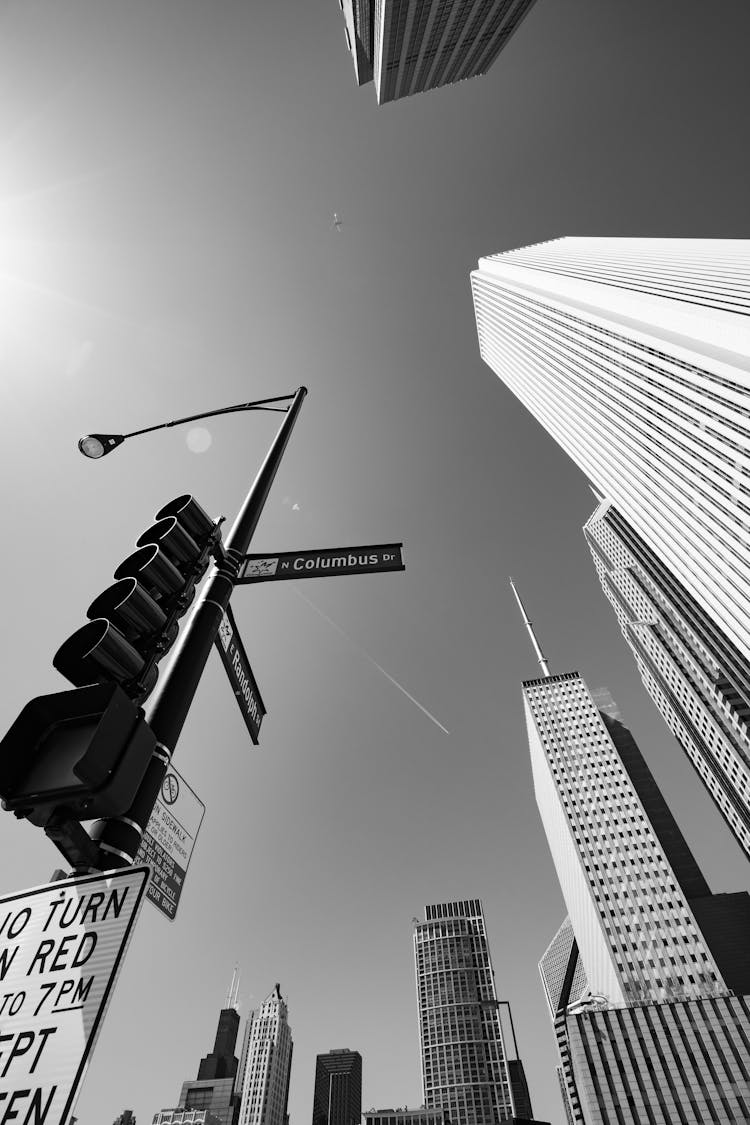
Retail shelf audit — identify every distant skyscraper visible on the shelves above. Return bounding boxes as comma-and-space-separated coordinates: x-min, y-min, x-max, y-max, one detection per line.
413, 898, 536, 1123
113, 1113, 136, 1125
471, 237, 750, 670
312, 1050, 362, 1125
584, 495, 750, 861
238, 984, 293, 1125
512, 584, 750, 1122
338, 0, 538, 105
152, 975, 243, 1125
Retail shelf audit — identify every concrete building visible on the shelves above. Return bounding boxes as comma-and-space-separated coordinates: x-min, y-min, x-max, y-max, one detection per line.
472, 237, 750, 673
513, 585, 750, 1122
364, 1110, 450, 1125
413, 899, 536, 1123
312, 1049, 362, 1125
584, 496, 750, 861
238, 984, 293, 1125
338, 0, 538, 105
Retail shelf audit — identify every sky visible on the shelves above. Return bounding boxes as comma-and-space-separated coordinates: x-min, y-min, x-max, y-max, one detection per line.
1, 2, 750, 1124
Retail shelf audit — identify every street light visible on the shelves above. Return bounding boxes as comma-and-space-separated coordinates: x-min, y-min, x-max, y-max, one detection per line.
77, 394, 293, 458
84, 385, 308, 872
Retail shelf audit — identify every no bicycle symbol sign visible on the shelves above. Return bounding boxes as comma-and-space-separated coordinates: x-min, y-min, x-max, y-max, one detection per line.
0, 866, 148, 1125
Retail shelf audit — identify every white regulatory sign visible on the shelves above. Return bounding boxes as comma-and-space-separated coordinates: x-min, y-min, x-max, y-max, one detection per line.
0, 866, 149, 1125
135, 766, 205, 921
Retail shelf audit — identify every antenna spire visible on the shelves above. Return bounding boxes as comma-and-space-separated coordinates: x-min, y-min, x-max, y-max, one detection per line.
226, 965, 239, 1009
509, 578, 551, 677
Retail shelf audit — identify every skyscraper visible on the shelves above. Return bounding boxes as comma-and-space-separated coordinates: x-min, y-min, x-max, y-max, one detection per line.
312, 1049, 362, 1125
471, 238, 750, 672
512, 584, 750, 1122
152, 975, 243, 1125
338, 0, 539, 105
238, 984, 293, 1125
413, 898, 536, 1124
584, 495, 750, 861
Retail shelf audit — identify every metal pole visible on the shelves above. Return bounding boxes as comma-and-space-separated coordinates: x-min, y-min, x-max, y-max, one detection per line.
90, 386, 308, 869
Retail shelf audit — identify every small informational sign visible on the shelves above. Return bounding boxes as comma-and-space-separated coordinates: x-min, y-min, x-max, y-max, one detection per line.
0, 866, 148, 1125
214, 605, 266, 744
238, 543, 404, 583
134, 766, 205, 922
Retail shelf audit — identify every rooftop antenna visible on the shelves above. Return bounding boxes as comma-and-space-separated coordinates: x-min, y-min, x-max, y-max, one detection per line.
509, 578, 551, 677
226, 964, 239, 1009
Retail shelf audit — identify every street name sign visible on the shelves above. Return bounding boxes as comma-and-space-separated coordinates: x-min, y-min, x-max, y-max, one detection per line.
0, 866, 148, 1125
214, 605, 266, 744
237, 543, 404, 583
134, 766, 205, 921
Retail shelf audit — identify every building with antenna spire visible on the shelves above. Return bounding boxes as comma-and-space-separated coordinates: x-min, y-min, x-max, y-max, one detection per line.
152, 971, 244, 1125
511, 582, 750, 1123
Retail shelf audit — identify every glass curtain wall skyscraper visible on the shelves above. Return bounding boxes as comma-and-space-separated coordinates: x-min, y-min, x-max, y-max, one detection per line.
584, 496, 750, 860
312, 1049, 362, 1125
413, 899, 534, 1124
338, 0, 539, 105
513, 586, 750, 1123
152, 982, 243, 1125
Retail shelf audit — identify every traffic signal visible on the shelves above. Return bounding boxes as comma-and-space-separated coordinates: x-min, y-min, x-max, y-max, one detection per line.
53, 494, 220, 703
0, 683, 156, 826
0, 495, 220, 835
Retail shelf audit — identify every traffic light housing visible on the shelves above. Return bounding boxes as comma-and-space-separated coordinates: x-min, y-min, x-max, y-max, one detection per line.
0, 494, 220, 842
53, 494, 220, 703
0, 683, 156, 827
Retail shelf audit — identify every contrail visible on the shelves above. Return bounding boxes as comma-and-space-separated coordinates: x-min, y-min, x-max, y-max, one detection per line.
292, 586, 450, 735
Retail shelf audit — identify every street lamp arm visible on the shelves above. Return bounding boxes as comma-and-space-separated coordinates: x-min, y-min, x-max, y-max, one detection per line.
125, 394, 293, 438
78, 393, 294, 458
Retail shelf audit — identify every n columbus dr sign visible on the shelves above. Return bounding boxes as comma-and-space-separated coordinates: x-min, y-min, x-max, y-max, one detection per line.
238, 543, 404, 582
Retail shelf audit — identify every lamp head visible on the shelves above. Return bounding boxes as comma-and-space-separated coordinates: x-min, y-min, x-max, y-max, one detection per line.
78, 433, 125, 459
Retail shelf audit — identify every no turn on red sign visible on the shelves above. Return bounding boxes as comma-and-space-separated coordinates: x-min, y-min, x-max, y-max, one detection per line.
0, 866, 148, 1125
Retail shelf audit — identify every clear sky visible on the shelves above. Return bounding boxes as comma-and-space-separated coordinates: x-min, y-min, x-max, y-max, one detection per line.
1, 2, 750, 1124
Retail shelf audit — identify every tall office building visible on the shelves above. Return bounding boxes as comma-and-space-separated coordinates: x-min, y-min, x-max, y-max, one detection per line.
513, 584, 750, 1122
413, 898, 536, 1123
471, 238, 750, 666
238, 984, 293, 1125
152, 977, 243, 1125
312, 1050, 362, 1125
338, 0, 538, 105
584, 495, 750, 861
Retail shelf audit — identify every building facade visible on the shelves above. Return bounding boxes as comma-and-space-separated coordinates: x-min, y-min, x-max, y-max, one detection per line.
238, 984, 293, 1125
312, 1049, 362, 1125
413, 899, 535, 1123
471, 238, 750, 682
520, 655, 750, 1121
364, 1109, 450, 1125
338, 0, 538, 105
584, 496, 750, 861
152, 998, 243, 1125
